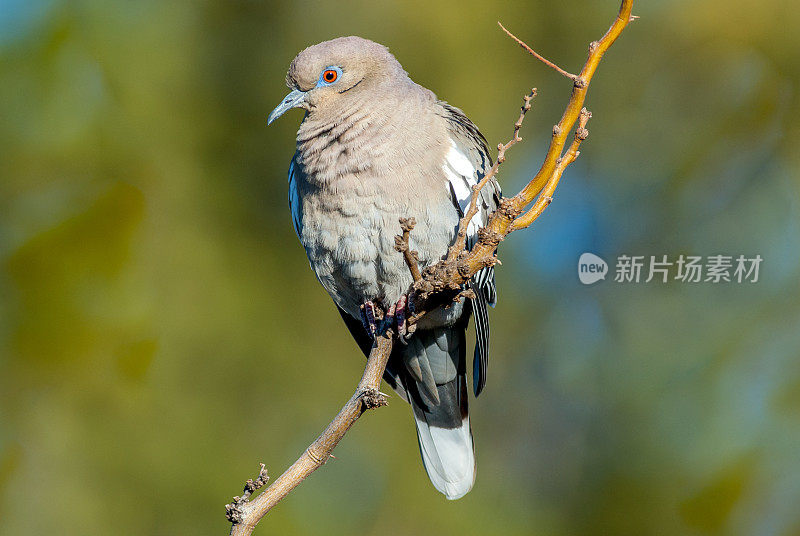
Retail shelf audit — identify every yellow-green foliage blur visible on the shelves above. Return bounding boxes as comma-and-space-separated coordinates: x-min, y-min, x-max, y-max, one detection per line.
2, 1, 799, 535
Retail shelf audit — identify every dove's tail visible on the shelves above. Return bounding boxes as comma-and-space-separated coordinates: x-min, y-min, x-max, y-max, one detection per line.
402, 326, 475, 500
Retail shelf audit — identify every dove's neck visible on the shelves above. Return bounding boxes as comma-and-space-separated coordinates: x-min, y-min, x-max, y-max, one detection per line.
294, 83, 447, 190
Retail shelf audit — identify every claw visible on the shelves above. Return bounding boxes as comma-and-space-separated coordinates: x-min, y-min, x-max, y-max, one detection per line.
383, 303, 396, 335
393, 294, 417, 344
396, 295, 407, 339
360, 301, 378, 338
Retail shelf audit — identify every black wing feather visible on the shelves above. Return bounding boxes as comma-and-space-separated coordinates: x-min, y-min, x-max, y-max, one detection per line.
437, 101, 500, 397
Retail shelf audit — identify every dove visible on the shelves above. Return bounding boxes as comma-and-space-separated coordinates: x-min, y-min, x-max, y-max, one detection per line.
269, 36, 499, 499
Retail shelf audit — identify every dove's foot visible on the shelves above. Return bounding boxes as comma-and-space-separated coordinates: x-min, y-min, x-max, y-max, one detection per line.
359, 296, 415, 342
359, 300, 380, 339
385, 294, 416, 344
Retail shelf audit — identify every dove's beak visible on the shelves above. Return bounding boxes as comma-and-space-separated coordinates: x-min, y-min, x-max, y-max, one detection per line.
268, 89, 306, 125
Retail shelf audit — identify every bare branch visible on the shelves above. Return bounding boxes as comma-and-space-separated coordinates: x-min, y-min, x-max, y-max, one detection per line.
226, 1, 634, 533
498, 22, 578, 81
511, 107, 592, 230
409, 0, 634, 299
228, 335, 393, 536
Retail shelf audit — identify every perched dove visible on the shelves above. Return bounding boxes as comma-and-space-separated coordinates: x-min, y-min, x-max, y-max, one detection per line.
269, 36, 499, 500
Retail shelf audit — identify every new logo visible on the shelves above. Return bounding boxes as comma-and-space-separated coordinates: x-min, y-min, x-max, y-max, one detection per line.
578, 253, 608, 285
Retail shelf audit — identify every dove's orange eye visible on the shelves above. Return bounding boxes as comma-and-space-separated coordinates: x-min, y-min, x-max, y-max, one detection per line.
323, 69, 338, 83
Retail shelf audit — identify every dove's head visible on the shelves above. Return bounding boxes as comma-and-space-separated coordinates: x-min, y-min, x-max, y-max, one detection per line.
268, 36, 408, 125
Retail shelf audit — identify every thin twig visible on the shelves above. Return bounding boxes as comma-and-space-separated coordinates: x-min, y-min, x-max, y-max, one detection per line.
498, 22, 578, 81
395, 218, 422, 282
225, 464, 269, 524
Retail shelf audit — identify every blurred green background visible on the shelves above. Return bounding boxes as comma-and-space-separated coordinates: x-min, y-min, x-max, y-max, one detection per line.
2, 0, 799, 534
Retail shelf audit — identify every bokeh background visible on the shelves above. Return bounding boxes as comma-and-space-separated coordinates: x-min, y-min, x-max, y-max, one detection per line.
2, 0, 799, 534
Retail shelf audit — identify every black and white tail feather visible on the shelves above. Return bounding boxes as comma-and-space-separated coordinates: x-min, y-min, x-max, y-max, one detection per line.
405, 326, 475, 499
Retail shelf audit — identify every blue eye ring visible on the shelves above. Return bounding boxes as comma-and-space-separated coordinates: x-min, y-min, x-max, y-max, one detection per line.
318, 66, 342, 86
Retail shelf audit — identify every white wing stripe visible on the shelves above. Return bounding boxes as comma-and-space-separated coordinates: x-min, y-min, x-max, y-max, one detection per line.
442, 140, 484, 243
